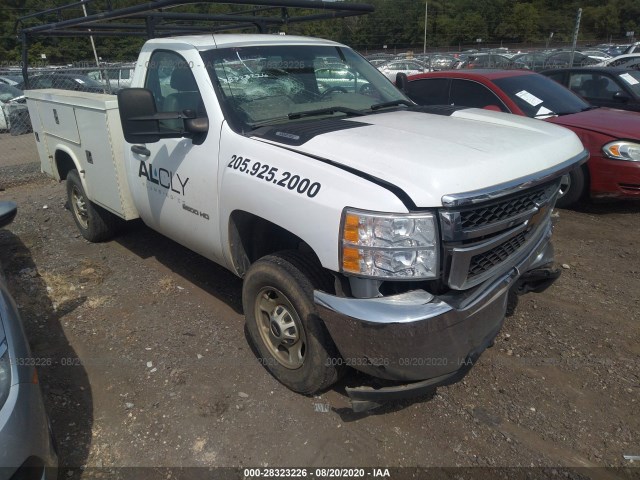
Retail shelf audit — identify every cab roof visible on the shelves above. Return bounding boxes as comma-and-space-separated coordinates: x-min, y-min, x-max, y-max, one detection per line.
144, 34, 342, 51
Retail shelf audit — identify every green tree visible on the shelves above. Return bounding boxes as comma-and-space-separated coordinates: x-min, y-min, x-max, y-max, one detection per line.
583, 4, 620, 39
495, 2, 541, 42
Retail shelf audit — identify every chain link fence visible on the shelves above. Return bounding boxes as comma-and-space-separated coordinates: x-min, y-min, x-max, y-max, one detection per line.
0, 65, 134, 171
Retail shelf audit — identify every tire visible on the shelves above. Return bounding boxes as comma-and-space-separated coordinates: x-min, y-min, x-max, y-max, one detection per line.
555, 167, 587, 209
66, 170, 119, 242
242, 251, 342, 394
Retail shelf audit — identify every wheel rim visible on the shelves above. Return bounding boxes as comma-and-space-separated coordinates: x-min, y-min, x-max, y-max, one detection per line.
559, 174, 571, 198
255, 287, 306, 370
71, 185, 89, 229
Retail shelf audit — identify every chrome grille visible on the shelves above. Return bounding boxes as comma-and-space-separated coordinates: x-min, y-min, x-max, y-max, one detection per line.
440, 179, 561, 290
459, 185, 551, 229
468, 231, 528, 279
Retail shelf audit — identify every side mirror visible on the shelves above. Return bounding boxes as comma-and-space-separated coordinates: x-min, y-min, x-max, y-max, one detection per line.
118, 88, 162, 144
0, 201, 17, 229
395, 72, 409, 93
184, 116, 208, 134
118, 88, 208, 144
184, 114, 209, 146
613, 91, 631, 103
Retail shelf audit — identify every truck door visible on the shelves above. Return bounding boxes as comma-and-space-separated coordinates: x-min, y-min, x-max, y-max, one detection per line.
126, 49, 223, 263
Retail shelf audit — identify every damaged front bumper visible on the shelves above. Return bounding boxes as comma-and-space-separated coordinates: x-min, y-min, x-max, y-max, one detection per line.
314, 223, 558, 412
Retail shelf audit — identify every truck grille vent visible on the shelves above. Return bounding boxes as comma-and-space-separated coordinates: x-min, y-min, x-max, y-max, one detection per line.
467, 231, 528, 279
440, 178, 561, 290
459, 185, 550, 229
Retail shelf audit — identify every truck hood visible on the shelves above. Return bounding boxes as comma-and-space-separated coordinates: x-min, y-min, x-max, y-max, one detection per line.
257, 109, 585, 208
546, 107, 640, 140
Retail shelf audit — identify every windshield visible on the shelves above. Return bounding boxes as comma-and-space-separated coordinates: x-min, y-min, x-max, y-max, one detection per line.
0, 84, 24, 102
201, 45, 410, 130
493, 74, 590, 118
618, 70, 640, 96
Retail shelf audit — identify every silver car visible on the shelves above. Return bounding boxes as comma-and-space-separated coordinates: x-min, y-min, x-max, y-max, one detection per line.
0, 201, 57, 479
0, 85, 30, 134
378, 59, 430, 80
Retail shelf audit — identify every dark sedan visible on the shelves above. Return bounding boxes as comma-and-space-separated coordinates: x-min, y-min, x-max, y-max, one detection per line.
403, 69, 640, 208
17, 73, 107, 94
541, 67, 640, 112
543, 51, 600, 69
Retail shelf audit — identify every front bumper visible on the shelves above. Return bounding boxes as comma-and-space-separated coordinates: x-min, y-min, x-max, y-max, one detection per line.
315, 223, 556, 406
590, 154, 640, 199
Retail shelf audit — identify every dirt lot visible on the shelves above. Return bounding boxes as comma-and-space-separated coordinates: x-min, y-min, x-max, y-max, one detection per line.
0, 156, 638, 478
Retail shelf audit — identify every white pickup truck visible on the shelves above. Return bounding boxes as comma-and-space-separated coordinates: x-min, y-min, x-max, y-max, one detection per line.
26, 34, 587, 411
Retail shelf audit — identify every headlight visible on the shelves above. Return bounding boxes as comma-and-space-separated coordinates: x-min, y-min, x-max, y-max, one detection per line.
0, 342, 11, 410
340, 208, 439, 279
602, 141, 640, 162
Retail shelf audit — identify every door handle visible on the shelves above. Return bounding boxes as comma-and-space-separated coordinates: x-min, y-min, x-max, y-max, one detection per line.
131, 145, 150, 157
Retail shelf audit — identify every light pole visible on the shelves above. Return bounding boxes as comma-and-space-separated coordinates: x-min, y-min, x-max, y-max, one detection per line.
423, 1, 428, 56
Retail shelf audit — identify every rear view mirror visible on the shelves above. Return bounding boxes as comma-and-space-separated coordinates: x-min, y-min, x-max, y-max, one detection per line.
0, 201, 17, 228
118, 88, 161, 144
395, 72, 409, 93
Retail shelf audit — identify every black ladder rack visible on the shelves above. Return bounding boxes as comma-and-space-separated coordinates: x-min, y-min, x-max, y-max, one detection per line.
16, 0, 374, 87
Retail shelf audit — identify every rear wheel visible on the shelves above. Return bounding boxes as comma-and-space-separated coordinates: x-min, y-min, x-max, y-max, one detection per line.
242, 251, 342, 394
555, 167, 587, 209
66, 170, 119, 242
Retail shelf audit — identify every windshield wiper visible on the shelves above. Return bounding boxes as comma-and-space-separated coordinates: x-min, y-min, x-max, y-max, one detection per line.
287, 107, 365, 120
547, 111, 580, 117
581, 105, 600, 112
370, 100, 414, 111
247, 116, 291, 129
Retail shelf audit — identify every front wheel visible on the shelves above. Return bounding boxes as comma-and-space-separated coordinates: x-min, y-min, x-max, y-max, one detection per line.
555, 167, 588, 209
242, 251, 342, 394
66, 170, 119, 242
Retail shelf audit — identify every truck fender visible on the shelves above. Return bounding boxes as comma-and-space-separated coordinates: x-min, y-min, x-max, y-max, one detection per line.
53, 145, 83, 184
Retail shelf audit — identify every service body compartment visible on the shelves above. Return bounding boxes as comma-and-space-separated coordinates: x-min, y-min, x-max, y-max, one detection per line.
26, 89, 137, 220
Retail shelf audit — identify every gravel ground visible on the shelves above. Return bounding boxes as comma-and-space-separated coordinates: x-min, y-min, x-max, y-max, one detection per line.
0, 163, 638, 479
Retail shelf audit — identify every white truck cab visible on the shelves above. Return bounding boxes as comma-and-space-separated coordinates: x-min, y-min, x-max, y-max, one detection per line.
26, 34, 587, 411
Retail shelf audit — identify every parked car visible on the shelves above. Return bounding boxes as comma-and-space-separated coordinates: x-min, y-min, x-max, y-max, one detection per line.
86, 64, 135, 91
456, 53, 513, 69
315, 67, 371, 95
541, 67, 640, 112
578, 49, 612, 62
17, 73, 107, 93
366, 58, 390, 67
511, 52, 550, 71
378, 59, 429, 80
595, 44, 629, 57
596, 53, 640, 69
0, 75, 22, 86
417, 54, 458, 71
624, 42, 640, 54
0, 201, 58, 479
403, 69, 640, 207
543, 51, 600, 69
0, 84, 31, 134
